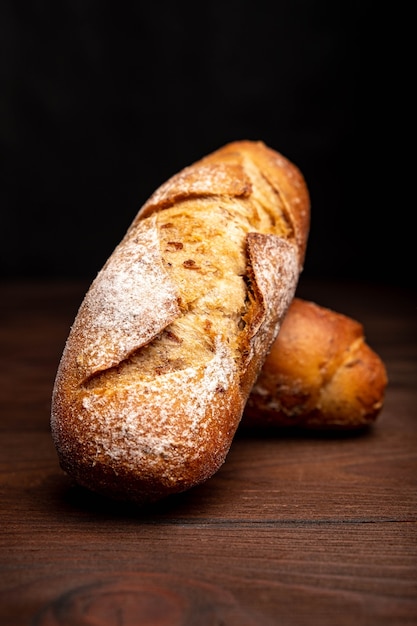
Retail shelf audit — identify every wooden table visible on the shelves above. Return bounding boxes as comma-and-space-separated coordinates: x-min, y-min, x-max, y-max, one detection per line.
1, 278, 416, 626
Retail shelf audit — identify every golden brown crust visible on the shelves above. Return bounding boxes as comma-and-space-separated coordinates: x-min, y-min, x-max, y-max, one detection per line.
51, 140, 310, 503
200, 141, 310, 267
243, 298, 388, 429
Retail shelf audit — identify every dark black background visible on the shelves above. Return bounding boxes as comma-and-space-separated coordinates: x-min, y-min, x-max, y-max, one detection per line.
0, 1, 410, 288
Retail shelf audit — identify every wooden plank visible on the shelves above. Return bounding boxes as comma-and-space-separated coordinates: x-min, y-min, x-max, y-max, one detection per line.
0, 279, 416, 625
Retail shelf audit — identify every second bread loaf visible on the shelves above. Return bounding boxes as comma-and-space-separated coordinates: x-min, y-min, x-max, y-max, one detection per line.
244, 298, 388, 429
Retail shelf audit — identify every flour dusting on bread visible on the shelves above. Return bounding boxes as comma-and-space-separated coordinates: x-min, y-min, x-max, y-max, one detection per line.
68, 215, 181, 380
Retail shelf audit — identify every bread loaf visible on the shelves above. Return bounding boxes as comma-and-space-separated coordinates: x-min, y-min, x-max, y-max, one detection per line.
51, 140, 310, 503
244, 298, 388, 429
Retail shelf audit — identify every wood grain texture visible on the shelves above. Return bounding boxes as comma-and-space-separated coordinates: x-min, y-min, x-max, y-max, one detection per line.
0, 279, 416, 626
